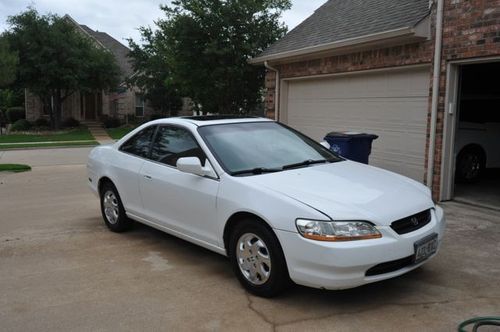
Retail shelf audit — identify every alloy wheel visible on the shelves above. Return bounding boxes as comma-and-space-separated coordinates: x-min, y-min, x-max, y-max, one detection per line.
103, 190, 119, 224
236, 233, 272, 285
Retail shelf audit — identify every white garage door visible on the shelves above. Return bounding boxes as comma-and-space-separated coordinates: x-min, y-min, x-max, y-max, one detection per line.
283, 66, 430, 182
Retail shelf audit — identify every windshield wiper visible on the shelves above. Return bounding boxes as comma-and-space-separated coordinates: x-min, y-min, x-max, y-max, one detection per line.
231, 167, 283, 176
282, 159, 331, 170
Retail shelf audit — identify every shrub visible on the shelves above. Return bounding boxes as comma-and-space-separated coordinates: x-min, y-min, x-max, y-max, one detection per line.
6, 107, 25, 124
11, 119, 32, 131
103, 117, 121, 128
62, 117, 80, 128
34, 118, 50, 128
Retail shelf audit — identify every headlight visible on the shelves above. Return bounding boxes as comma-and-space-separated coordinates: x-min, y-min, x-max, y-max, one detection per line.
295, 219, 382, 241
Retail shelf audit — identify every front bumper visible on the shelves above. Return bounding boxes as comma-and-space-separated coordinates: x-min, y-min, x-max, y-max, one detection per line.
276, 206, 446, 290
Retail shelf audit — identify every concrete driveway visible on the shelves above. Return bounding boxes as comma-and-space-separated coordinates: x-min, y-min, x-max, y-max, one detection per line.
1, 147, 499, 331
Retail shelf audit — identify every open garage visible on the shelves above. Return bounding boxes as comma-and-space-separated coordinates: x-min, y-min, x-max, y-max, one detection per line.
441, 61, 500, 209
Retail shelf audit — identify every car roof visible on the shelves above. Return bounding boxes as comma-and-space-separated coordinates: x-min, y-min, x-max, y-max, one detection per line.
147, 115, 273, 127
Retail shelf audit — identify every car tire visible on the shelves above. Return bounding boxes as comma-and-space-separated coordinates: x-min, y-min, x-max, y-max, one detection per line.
228, 219, 291, 297
455, 147, 485, 183
99, 182, 131, 232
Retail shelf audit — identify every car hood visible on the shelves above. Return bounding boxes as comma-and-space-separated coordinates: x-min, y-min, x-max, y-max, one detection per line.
247, 161, 434, 226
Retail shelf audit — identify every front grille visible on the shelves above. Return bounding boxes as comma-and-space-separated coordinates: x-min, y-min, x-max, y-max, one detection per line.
365, 255, 414, 276
390, 209, 431, 235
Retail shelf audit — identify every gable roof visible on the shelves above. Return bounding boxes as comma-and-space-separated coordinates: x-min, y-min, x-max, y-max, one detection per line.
251, 0, 430, 64
79, 24, 134, 80
63, 15, 133, 81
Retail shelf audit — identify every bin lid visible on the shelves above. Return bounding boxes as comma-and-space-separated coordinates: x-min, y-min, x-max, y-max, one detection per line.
326, 131, 378, 139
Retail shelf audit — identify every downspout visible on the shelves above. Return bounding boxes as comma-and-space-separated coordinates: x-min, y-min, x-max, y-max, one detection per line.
264, 61, 279, 121
426, 0, 445, 190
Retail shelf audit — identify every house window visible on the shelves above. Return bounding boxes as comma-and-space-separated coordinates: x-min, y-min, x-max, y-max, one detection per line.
135, 94, 145, 117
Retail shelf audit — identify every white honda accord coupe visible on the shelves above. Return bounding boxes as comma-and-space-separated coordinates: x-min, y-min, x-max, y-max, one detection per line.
87, 116, 445, 297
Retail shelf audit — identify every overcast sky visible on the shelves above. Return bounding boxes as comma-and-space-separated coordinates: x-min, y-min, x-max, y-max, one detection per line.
0, 0, 326, 44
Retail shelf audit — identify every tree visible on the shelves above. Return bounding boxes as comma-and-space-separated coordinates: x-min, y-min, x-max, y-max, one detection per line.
128, 28, 183, 116
0, 35, 18, 87
135, 0, 290, 115
5, 9, 121, 128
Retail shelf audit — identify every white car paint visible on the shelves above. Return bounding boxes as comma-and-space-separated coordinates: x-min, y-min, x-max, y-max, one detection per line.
87, 117, 445, 290
455, 122, 500, 168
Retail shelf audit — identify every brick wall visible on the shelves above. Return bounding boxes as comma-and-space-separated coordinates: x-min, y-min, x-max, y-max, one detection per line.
427, 0, 500, 199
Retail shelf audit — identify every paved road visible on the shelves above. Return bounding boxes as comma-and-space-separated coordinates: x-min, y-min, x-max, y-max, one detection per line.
1, 147, 499, 331
0, 146, 95, 167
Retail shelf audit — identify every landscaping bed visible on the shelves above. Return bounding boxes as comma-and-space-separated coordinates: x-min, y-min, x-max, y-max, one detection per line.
0, 127, 98, 149
0, 164, 31, 173
0, 127, 94, 143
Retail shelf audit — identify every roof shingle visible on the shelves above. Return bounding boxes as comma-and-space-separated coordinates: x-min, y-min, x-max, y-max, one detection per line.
258, 0, 430, 58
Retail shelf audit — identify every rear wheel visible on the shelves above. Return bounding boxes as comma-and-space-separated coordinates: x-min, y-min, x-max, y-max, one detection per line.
100, 182, 131, 232
228, 219, 291, 297
456, 147, 485, 183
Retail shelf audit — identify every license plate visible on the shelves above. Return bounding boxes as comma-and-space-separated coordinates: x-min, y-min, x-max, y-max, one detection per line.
414, 233, 438, 263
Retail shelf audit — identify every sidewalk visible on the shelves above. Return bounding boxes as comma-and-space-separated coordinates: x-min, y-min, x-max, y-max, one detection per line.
85, 122, 115, 144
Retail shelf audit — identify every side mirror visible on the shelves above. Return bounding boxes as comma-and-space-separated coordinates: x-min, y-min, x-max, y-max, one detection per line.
320, 141, 331, 149
176, 157, 213, 177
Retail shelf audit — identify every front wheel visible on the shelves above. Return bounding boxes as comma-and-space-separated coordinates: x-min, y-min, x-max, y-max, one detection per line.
229, 219, 291, 297
100, 182, 131, 232
456, 148, 485, 183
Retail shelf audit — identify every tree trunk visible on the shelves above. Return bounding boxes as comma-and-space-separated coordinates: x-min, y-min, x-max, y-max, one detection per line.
42, 94, 56, 129
53, 89, 63, 130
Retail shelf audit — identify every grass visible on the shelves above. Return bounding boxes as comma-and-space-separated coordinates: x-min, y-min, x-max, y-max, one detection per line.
0, 164, 32, 173
106, 126, 135, 140
0, 141, 99, 150
0, 127, 94, 143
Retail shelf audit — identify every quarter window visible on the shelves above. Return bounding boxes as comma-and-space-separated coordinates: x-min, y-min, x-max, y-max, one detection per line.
150, 126, 206, 167
119, 125, 156, 158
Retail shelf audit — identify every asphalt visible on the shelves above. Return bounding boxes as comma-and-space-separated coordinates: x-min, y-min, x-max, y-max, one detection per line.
0, 147, 499, 331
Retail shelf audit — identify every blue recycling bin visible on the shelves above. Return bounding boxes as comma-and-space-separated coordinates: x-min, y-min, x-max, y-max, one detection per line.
324, 132, 378, 164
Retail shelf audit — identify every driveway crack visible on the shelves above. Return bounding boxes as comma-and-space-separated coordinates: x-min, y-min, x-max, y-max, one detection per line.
245, 292, 277, 331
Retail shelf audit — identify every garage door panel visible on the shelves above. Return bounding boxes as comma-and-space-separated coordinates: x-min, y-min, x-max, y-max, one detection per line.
284, 67, 430, 182
288, 71, 429, 100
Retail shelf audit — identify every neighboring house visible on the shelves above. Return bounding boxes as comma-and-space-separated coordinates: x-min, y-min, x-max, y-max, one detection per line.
251, 0, 500, 201
25, 15, 191, 123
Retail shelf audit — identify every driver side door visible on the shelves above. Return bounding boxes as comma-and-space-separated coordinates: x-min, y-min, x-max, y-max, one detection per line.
139, 125, 220, 245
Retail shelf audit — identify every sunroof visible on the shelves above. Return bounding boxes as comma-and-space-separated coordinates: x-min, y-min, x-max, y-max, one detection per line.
182, 115, 259, 121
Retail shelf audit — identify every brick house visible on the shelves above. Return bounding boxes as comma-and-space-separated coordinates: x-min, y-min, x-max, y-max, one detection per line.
25, 15, 191, 124
251, 0, 500, 202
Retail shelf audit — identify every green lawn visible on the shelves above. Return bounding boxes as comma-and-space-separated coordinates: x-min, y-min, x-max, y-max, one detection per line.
0, 164, 32, 173
0, 141, 98, 150
106, 126, 135, 140
0, 127, 94, 143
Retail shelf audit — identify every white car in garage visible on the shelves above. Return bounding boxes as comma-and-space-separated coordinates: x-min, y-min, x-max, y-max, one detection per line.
87, 116, 445, 297
455, 121, 500, 182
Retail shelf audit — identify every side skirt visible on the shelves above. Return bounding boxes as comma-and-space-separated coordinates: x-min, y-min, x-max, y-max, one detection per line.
126, 212, 227, 256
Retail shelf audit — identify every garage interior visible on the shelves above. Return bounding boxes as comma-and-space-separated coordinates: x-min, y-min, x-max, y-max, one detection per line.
453, 62, 500, 210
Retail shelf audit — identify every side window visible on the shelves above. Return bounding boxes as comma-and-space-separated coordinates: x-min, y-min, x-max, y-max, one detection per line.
151, 126, 206, 167
119, 125, 156, 158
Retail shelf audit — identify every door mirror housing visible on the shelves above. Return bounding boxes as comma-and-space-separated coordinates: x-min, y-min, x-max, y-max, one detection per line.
320, 141, 331, 149
176, 157, 214, 177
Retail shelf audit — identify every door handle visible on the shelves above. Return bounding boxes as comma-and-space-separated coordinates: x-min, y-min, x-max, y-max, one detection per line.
144, 175, 152, 180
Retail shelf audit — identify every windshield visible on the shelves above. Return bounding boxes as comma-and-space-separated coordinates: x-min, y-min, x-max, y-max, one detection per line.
198, 122, 342, 175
